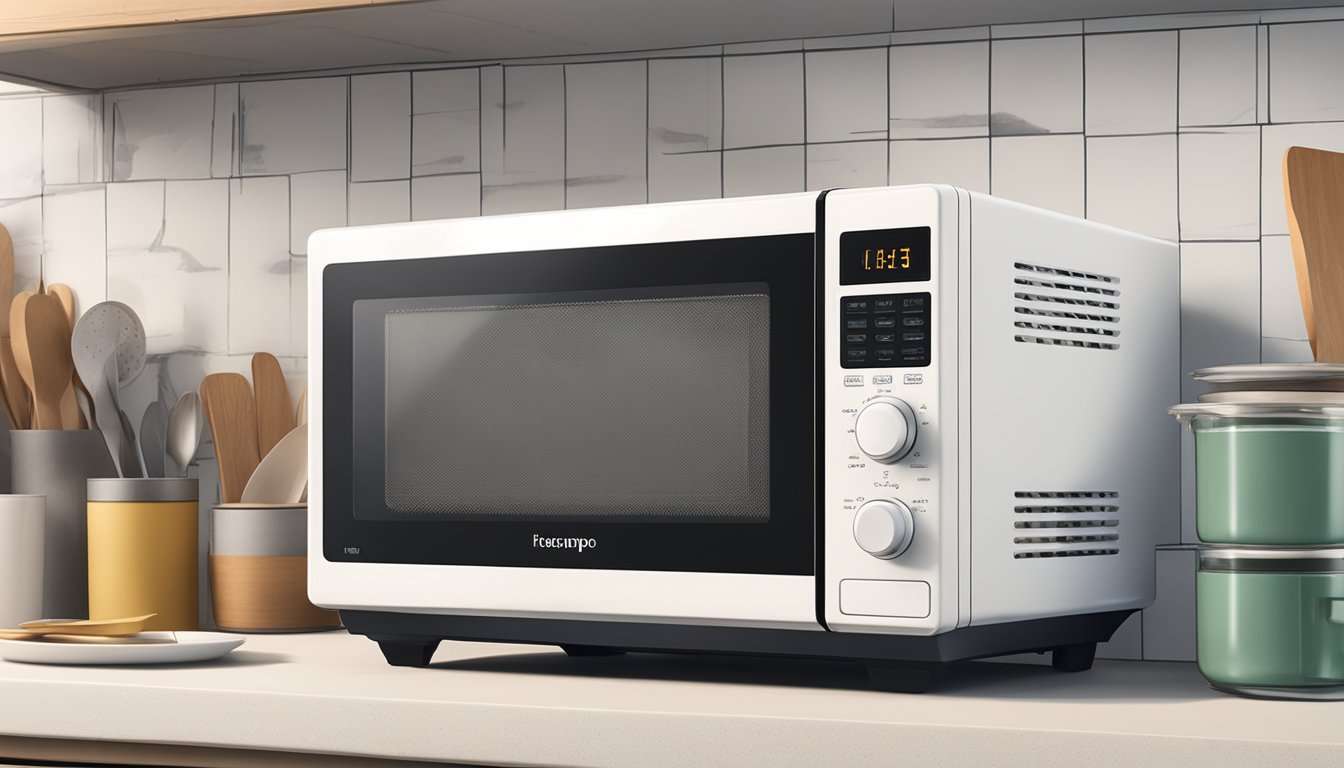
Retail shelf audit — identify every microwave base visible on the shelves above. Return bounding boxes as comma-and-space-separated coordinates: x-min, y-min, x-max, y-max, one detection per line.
340, 609, 1132, 693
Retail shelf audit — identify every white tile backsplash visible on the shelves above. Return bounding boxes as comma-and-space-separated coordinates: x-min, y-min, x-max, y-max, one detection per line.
723, 53, 804, 148
1261, 121, 1344, 236
805, 141, 886, 190
8, 5, 1344, 663
411, 174, 482, 220
1085, 134, 1178, 240
805, 48, 887, 143
889, 42, 988, 139
0, 196, 42, 293
349, 180, 410, 226
484, 65, 564, 215
1084, 32, 1177, 135
290, 170, 347, 256
42, 184, 108, 316
1179, 242, 1262, 403
351, 73, 411, 182
0, 98, 44, 198
412, 69, 480, 176
43, 95, 102, 186
889, 138, 989, 193
1260, 234, 1310, 346
990, 134, 1085, 217
1179, 26, 1257, 126
108, 180, 229, 354
990, 36, 1083, 135
1144, 549, 1197, 662
565, 61, 647, 209
723, 146, 804, 197
1269, 21, 1344, 123
240, 77, 347, 176
106, 86, 214, 182
229, 176, 291, 355
1179, 127, 1260, 241
212, 84, 239, 178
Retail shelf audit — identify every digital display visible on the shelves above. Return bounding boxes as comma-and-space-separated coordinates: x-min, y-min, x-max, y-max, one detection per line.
839, 226, 932, 285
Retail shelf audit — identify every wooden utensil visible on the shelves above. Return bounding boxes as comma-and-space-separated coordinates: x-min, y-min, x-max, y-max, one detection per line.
8, 290, 36, 425
201, 372, 261, 504
241, 425, 307, 504
252, 352, 293, 459
18, 613, 156, 636
1284, 146, 1344, 362
46, 283, 86, 428
0, 223, 23, 429
22, 293, 75, 430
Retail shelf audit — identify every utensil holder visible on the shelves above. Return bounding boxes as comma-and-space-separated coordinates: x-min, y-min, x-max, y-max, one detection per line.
210, 504, 340, 632
0, 494, 44, 626
87, 478, 198, 631
11, 430, 117, 619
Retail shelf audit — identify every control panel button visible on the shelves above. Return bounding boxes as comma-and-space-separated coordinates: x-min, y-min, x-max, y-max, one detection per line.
853, 499, 915, 559
846, 333, 868, 344
874, 332, 896, 344
901, 316, 926, 328
844, 299, 869, 314
846, 318, 868, 330
846, 349, 868, 363
854, 397, 917, 463
874, 316, 897, 329
874, 348, 896, 363
872, 297, 897, 313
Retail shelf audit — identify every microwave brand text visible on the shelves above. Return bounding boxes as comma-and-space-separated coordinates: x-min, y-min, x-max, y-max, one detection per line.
533, 534, 597, 553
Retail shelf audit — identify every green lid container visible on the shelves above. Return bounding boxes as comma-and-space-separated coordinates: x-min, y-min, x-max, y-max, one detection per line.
1197, 547, 1344, 699
1172, 402, 1344, 545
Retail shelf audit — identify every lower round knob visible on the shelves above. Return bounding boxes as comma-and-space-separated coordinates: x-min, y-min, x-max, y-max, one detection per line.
853, 499, 914, 559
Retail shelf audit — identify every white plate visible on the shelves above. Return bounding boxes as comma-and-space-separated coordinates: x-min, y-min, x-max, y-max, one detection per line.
0, 632, 245, 665
1197, 390, 1344, 404
1193, 363, 1344, 386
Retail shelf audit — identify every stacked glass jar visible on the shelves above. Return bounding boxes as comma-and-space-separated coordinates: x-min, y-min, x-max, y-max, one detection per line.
1171, 363, 1344, 700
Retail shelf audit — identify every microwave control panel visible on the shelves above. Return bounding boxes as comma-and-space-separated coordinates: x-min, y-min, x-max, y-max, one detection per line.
839, 292, 931, 368
821, 185, 958, 637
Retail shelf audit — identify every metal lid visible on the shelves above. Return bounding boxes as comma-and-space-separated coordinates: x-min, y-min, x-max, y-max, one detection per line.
1199, 546, 1344, 573
87, 478, 199, 503
1197, 390, 1344, 405
1192, 363, 1344, 387
1169, 401, 1344, 421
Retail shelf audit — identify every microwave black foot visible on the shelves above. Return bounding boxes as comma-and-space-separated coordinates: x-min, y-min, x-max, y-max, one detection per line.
375, 637, 441, 667
866, 663, 935, 694
561, 644, 626, 657
1050, 642, 1097, 673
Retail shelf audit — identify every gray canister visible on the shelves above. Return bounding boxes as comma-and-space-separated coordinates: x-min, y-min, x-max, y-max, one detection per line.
11, 430, 118, 618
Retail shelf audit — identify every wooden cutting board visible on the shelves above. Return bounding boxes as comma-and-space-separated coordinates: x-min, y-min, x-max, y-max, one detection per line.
1284, 145, 1344, 363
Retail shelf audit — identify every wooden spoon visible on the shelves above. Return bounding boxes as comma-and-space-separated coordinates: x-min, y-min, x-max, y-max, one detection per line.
9, 290, 36, 424
0, 224, 20, 429
46, 283, 87, 428
23, 293, 75, 430
252, 352, 293, 459
201, 372, 261, 504
1285, 146, 1344, 362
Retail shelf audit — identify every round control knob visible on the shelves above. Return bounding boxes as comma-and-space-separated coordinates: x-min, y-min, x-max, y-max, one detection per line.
854, 397, 917, 463
853, 499, 915, 559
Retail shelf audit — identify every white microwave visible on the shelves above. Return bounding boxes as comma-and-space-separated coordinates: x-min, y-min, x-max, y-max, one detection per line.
308, 185, 1178, 691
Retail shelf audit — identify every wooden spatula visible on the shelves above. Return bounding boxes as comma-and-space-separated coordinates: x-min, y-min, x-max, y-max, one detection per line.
22, 293, 74, 430
0, 224, 20, 429
1285, 146, 1344, 362
201, 372, 261, 504
8, 290, 36, 425
252, 352, 294, 458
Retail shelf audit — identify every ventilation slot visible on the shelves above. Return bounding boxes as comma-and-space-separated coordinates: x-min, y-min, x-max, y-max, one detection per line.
1013, 263, 1120, 352
1012, 491, 1121, 559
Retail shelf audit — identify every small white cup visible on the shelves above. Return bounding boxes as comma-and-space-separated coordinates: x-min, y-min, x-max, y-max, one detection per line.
0, 494, 44, 627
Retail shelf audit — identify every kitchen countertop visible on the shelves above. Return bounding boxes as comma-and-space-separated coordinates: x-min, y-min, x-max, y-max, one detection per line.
0, 629, 1341, 767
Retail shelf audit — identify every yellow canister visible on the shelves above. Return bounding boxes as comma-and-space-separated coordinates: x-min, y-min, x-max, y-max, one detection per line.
87, 478, 199, 630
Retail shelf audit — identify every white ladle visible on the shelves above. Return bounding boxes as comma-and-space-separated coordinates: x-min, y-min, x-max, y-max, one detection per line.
71, 302, 146, 477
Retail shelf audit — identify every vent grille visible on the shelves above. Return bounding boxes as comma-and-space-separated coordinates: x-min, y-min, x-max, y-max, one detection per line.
1013, 262, 1120, 352
1012, 491, 1121, 559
